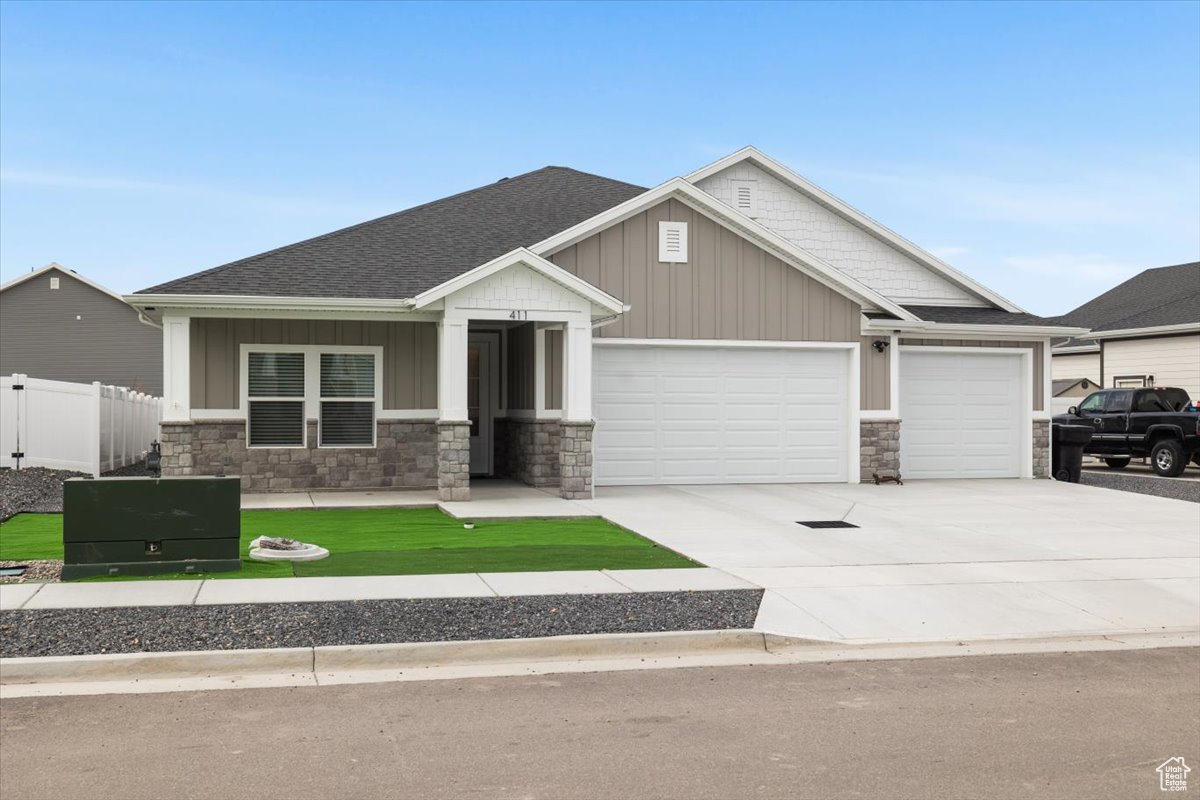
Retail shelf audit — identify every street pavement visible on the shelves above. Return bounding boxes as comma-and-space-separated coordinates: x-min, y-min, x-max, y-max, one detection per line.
2, 647, 1197, 800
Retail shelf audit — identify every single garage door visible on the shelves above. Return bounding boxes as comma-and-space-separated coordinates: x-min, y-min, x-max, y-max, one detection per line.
899, 350, 1024, 479
593, 345, 849, 485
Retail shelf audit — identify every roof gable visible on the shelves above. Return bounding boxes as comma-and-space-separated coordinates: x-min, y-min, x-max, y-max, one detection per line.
1, 262, 129, 305
138, 167, 646, 299
687, 147, 1024, 312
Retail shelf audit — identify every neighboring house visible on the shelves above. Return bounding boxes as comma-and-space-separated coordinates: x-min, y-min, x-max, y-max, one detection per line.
0, 263, 163, 395
127, 147, 1084, 499
1053, 377, 1097, 399
1052, 262, 1200, 398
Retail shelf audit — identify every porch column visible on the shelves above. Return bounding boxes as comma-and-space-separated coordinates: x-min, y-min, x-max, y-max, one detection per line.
559, 319, 594, 500
436, 318, 470, 501
161, 315, 190, 422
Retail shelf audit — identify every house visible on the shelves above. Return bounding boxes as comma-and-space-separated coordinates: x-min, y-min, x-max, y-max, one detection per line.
1052, 262, 1200, 398
0, 263, 163, 395
126, 147, 1085, 499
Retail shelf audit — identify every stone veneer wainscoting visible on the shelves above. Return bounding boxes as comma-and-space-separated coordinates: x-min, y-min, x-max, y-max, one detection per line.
159, 420, 438, 492
496, 419, 561, 487
1032, 419, 1050, 478
437, 421, 471, 501
859, 419, 901, 482
559, 421, 594, 499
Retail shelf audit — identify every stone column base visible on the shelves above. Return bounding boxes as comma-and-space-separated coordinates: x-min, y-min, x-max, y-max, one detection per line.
1032, 419, 1050, 478
437, 421, 471, 501
559, 421, 594, 500
860, 419, 901, 482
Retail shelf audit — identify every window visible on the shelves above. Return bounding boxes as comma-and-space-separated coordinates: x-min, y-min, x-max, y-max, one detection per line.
244, 347, 380, 449
1104, 390, 1133, 413
1078, 393, 1106, 413
658, 221, 688, 263
319, 353, 376, 447
247, 352, 306, 447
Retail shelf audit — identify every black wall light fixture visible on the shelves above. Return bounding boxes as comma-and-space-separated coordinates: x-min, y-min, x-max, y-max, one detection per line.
871, 339, 890, 353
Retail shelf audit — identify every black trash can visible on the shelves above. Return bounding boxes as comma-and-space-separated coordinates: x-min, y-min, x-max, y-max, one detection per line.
1052, 424, 1093, 483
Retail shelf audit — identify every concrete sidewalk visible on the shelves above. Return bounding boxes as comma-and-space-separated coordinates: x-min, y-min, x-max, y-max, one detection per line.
0, 567, 753, 611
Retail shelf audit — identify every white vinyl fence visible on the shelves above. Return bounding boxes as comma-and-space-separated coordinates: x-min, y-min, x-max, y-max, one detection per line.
0, 374, 162, 476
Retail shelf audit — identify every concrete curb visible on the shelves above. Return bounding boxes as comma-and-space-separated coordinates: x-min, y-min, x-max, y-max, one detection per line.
0, 629, 771, 686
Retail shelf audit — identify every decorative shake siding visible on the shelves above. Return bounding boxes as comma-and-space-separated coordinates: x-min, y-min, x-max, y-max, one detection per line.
695, 162, 977, 305
549, 198, 860, 342
188, 318, 437, 410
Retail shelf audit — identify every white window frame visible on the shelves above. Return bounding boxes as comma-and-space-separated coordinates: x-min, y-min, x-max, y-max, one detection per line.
658, 221, 688, 263
240, 344, 383, 450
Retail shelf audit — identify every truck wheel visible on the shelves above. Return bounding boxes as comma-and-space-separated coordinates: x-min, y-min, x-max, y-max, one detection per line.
1150, 440, 1187, 477
1104, 458, 1131, 470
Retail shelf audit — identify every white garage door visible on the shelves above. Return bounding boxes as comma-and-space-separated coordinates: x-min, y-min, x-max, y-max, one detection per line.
593, 345, 849, 485
899, 350, 1025, 479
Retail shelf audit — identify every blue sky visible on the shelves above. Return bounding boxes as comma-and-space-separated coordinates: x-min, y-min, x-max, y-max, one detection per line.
1, 0, 1197, 315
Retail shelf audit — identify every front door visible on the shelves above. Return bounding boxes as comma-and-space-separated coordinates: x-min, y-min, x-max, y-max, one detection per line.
467, 335, 496, 475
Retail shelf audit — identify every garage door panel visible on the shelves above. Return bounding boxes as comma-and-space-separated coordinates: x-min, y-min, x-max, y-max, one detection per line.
900, 351, 1024, 479
594, 345, 849, 485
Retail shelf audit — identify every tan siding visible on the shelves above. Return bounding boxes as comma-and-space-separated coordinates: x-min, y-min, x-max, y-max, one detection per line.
1102, 334, 1200, 397
0, 268, 163, 394
549, 198, 859, 342
1051, 352, 1100, 383
900, 338, 1046, 411
189, 318, 436, 410
860, 336, 890, 410
545, 329, 563, 410
506, 323, 535, 411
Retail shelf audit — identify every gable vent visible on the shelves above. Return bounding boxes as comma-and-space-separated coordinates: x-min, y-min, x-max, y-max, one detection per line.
730, 179, 757, 217
658, 221, 688, 263
49, 276, 60, 290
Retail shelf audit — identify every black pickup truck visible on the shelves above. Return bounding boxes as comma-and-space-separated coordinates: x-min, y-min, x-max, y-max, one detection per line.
1054, 387, 1200, 477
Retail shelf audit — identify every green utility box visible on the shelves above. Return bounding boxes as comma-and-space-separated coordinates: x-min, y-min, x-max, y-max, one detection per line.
62, 477, 242, 580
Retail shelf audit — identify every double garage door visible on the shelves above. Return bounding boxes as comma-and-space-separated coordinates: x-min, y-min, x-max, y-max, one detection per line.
899, 350, 1025, 479
593, 345, 849, 485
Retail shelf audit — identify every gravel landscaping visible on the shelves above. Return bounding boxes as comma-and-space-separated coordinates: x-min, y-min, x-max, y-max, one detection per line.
0, 560, 62, 584
0, 468, 87, 522
0, 590, 764, 657
1080, 470, 1200, 503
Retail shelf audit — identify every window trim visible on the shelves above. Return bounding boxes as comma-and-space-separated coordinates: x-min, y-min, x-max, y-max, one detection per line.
240, 344, 383, 450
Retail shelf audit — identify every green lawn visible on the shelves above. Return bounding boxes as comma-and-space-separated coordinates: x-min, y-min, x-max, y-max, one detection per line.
0, 508, 699, 580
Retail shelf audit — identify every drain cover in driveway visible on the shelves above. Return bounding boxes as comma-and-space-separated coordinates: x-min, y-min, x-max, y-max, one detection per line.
796, 520, 859, 529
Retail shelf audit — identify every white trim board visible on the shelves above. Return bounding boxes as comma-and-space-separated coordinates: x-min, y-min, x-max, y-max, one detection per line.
685, 147, 1024, 313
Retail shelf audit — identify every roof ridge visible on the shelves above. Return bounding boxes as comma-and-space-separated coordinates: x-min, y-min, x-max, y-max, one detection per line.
138, 166, 646, 294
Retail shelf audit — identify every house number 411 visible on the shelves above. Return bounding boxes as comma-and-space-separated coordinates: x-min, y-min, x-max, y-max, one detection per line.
508, 310, 528, 320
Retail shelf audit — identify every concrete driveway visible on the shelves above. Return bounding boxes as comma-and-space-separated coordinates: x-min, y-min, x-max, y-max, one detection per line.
582, 480, 1200, 643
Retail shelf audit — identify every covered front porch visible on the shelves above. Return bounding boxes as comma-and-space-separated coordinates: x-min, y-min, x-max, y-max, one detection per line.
149, 249, 625, 502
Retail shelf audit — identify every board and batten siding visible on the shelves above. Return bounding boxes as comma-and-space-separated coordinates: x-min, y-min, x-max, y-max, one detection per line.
1102, 334, 1200, 398
860, 336, 891, 411
504, 325, 564, 412
548, 198, 860, 342
0, 268, 163, 395
900, 338, 1046, 411
189, 318, 437, 410
505, 323, 535, 411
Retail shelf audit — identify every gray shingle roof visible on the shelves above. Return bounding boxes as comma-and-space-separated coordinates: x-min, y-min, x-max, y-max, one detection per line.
138, 167, 647, 299
902, 305, 1059, 326
1052, 261, 1199, 346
